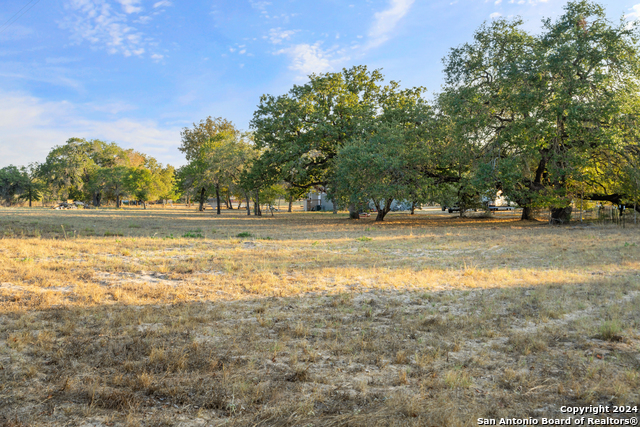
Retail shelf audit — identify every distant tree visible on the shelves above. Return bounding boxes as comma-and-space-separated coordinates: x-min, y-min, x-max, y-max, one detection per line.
284, 184, 307, 212
0, 166, 26, 206
179, 117, 239, 163
38, 138, 96, 202
95, 166, 128, 208
123, 159, 175, 209
330, 123, 434, 221
251, 66, 393, 218
18, 163, 44, 207
124, 168, 155, 209
38, 138, 150, 206
180, 124, 255, 213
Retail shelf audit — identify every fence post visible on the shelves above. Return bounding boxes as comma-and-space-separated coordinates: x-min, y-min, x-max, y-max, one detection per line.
580, 193, 583, 223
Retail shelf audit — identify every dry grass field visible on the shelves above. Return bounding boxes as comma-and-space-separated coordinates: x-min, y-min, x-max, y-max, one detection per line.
0, 206, 639, 426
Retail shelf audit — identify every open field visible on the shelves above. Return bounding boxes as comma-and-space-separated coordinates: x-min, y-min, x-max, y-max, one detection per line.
0, 207, 639, 426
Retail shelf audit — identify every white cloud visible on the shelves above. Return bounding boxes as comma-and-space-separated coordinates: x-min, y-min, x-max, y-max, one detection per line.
134, 15, 152, 24
0, 90, 182, 168
151, 53, 164, 61
490, 12, 502, 19
153, 0, 172, 8
276, 43, 337, 76
60, 0, 160, 58
116, 0, 142, 14
268, 27, 298, 44
250, 1, 271, 11
626, 4, 640, 21
367, 0, 415, 48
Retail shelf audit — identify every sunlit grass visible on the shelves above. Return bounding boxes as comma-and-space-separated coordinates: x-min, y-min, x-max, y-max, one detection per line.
0, 206, 639, 426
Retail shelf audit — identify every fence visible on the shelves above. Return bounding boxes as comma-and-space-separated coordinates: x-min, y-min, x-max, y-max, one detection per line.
572, 204, 638, 227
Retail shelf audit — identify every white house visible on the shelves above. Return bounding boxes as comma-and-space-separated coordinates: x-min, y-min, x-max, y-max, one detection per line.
304, 191, 334, 211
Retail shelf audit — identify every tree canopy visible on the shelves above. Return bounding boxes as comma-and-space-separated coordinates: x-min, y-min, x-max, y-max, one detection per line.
441, 0, 640, 220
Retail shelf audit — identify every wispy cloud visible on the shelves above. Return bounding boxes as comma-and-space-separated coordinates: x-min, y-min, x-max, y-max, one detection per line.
367, 0, 415, 48
60, 0, 163, 58
276, 42, 348, 77
626, 4, 640, 21
116, 0, 142, 14
153, 0, 171, 8
270, 0, 414, 78
0, 61, 84, 91
267, 27, 298, 44
250, 1, 271, 11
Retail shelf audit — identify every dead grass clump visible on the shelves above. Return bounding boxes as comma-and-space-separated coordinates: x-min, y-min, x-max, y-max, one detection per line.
395, 350, 409, 364
443, 368, 473, 389
508, 331, 548, 354
90, 388, 141, 411
0, 417, 29, 427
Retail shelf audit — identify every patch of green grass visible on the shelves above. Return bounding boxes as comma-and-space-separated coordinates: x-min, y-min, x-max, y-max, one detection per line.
128, 224, 141, 229
237, 232, 252, 238
104, 231, 124, 237
182, 231, 204, 238
259, 236, 273, 240
599, 320, 622, 341
356, 236, 372, 242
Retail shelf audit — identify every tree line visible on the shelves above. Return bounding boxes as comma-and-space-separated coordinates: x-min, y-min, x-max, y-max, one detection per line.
0, 138, 176, 208
2, 1, 639, 221
235, 0, 640, 221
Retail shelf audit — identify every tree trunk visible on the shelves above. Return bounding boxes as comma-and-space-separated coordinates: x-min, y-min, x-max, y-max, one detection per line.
187, 195, 191, 207
288, 195, 293, 213
215, 184, 221, 215
411, 202, 416, 215
521, 206, 534, 220
550, 206, 572, 223
198, 187, 206, 212
143, 201, 147, 209
348, 203, 359, 220
254, 190, 261, 216
29, 198, 32, 207
237, 199, 242, 210
245, 194, 251, 216
227, 194, 233, 209
116, 194, 121, 208
375, 199, 393, 222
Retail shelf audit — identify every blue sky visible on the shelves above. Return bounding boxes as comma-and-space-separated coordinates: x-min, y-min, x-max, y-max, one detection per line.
1, 0, 639, 168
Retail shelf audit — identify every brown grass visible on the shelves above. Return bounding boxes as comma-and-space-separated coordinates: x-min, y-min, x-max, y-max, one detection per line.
0, 206, 639, 426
